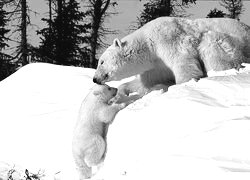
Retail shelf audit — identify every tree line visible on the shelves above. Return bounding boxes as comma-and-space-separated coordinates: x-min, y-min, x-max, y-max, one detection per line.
137, 0, 243, 27
0, 0, 245, 81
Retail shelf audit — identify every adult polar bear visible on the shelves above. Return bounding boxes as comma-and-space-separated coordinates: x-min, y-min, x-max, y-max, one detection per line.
93, 17, 250, 97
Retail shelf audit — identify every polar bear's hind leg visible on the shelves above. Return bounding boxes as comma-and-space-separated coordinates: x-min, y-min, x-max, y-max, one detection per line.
199, 31, 247, 72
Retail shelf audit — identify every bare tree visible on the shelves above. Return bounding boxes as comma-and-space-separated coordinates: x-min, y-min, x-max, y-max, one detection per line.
48, 0, 53, 33
0, 1, 9, 51
0, 1, 14, 80
85, 0, 117, 68
3, 0, 30, 66
20, 0, 28, 65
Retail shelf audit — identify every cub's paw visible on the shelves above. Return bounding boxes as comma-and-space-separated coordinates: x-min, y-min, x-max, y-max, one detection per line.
108, 95, 120, 105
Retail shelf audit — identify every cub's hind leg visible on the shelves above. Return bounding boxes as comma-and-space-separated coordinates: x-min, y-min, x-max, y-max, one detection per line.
73, 154, 92, 179
84, 135, 106, 167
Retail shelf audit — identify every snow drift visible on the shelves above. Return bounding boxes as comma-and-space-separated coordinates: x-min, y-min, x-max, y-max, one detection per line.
0, 63, 250, 180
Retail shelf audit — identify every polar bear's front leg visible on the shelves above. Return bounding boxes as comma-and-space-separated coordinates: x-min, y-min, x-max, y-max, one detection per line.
114, 77, 148, 102
173, 57, 205, 84
117, 78, 145, 96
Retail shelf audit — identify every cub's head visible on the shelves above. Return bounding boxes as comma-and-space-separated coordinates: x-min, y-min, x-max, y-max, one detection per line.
92, 84, 117, 102
93, 38, 150, 84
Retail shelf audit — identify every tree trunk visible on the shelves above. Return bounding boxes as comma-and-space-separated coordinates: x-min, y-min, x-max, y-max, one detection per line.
89, 0, 101, 68
49, 0, 52, 32
56, 0, 64, 64
89, 0, 110, 68
160, 0, 171, 16
21, 0, 28, 65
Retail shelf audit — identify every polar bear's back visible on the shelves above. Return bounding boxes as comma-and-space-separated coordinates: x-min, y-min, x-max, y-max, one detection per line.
143, 17, 250, 37
194, 18, 250, 38
194, 18, 250, 58
141, 17, 250, 58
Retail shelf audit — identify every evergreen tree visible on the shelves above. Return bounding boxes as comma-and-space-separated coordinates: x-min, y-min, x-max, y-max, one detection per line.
55, 0, 64, 64
137, 0, 169, 28
220, 0, 243, 20
59, 0, 91, 65
38, 0, 91, 66
137, 0, 196, 28
0, 2, 13, 81
206, 8, 226, 18
0, 2, 9, 51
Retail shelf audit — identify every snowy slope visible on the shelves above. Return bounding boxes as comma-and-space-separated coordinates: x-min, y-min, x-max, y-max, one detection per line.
0, 63, 96, 180
97, 68, 250, 180
1, 63, 250, 180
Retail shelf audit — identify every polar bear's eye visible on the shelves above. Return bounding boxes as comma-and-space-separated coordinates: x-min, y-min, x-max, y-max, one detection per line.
100, 61, 104, 65
108, 87, 111, 91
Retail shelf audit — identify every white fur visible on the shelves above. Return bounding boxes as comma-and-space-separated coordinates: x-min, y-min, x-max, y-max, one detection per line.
72, 84, 126, 179
93, 17, 250, 98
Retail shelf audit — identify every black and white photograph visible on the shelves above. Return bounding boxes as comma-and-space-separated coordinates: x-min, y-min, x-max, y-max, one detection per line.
0, 0, 250, 179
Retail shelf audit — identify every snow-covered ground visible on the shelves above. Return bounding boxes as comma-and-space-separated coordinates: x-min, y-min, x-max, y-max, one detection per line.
1, 63, 250, 180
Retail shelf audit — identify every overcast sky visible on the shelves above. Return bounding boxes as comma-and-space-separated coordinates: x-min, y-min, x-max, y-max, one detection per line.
7, 0, 250, 53
106, 0, 250, 43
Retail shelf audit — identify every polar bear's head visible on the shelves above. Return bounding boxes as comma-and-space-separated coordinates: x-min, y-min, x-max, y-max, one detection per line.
93, 38, 152, 84
92, 84, 118, 102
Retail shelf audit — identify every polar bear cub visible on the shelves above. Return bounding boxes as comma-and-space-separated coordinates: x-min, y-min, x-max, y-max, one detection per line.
72, 84, 127, 179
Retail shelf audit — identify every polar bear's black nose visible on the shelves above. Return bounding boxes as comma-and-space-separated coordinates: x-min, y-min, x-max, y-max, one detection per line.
93, 77, 103, 84
93, 77, 99, 84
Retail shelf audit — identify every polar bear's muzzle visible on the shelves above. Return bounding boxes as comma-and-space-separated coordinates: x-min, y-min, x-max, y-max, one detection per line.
93, 73, 109, 84
93, 77, 102, 84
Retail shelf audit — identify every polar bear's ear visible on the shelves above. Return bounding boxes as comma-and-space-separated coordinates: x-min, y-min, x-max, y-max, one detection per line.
113, 38, 122, 48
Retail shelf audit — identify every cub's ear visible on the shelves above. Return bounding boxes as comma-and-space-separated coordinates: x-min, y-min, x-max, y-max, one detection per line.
113, 38, 123, 48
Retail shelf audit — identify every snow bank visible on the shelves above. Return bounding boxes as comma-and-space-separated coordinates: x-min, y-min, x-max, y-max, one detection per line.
1, 63, 250, 180
0, 63, 96, 180
95, 64, 250, 180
